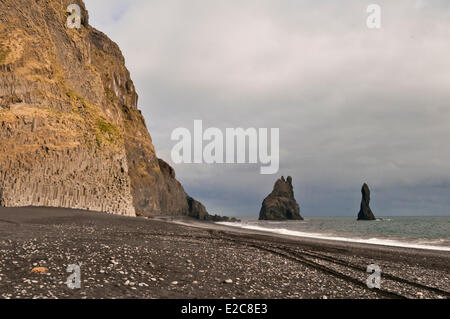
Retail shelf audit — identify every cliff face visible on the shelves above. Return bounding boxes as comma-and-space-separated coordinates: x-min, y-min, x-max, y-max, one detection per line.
0, 0, 204, 217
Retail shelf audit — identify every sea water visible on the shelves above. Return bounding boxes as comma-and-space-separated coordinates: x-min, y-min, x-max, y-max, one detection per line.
217, 216, 450, 251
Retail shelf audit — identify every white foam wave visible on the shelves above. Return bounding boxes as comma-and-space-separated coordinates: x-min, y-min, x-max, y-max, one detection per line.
216, 222, 450, 252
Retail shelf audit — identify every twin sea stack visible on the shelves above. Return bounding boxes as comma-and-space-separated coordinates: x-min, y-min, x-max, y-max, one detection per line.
0, 0, 222, 220
259, 178, 377, 221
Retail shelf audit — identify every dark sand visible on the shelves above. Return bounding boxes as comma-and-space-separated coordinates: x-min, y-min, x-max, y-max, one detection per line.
0, 207, 448, 299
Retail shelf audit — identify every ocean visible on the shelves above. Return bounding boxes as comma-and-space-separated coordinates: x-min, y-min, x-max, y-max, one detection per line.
217, 216, 450, 251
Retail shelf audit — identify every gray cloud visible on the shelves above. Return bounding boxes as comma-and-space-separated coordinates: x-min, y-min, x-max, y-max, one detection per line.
86, 0, 450, 216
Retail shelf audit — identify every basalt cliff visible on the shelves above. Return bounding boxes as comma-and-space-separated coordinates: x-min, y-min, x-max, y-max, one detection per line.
0, 0, 210, 218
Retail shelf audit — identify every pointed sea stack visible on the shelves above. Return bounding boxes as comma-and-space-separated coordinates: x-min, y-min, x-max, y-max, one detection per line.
259, 176, 303, 221
357, 183, 376, 221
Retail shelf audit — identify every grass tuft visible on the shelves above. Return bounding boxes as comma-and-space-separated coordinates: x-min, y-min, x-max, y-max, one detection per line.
0, 46, 10, 64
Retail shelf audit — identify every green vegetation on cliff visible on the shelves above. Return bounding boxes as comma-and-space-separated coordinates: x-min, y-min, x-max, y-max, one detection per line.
97, 118, 120, 144
66, 90, 122, 148
0, 45, 9, 64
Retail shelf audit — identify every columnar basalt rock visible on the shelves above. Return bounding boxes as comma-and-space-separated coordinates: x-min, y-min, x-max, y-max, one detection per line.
357, 183, 376, 221
0, 0, 212, 218
259, 176, 303, 221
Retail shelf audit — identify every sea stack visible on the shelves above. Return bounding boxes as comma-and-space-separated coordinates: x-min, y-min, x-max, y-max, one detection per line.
357, 183, 376, 221
259, 176, 303, 221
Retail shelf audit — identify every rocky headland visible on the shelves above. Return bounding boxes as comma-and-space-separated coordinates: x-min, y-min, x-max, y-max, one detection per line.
0, 0, 226, 221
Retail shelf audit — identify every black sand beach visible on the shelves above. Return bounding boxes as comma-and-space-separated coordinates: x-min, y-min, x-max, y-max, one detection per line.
0, 207, 448, 299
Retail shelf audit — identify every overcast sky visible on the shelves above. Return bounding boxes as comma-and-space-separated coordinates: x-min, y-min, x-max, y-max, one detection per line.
85, 0, 450, 217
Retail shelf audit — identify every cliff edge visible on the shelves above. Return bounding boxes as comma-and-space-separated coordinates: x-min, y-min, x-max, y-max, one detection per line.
0, 0, 209, 218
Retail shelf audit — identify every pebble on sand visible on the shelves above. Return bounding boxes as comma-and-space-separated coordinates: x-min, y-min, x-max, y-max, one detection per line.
31, 267, 48, 274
